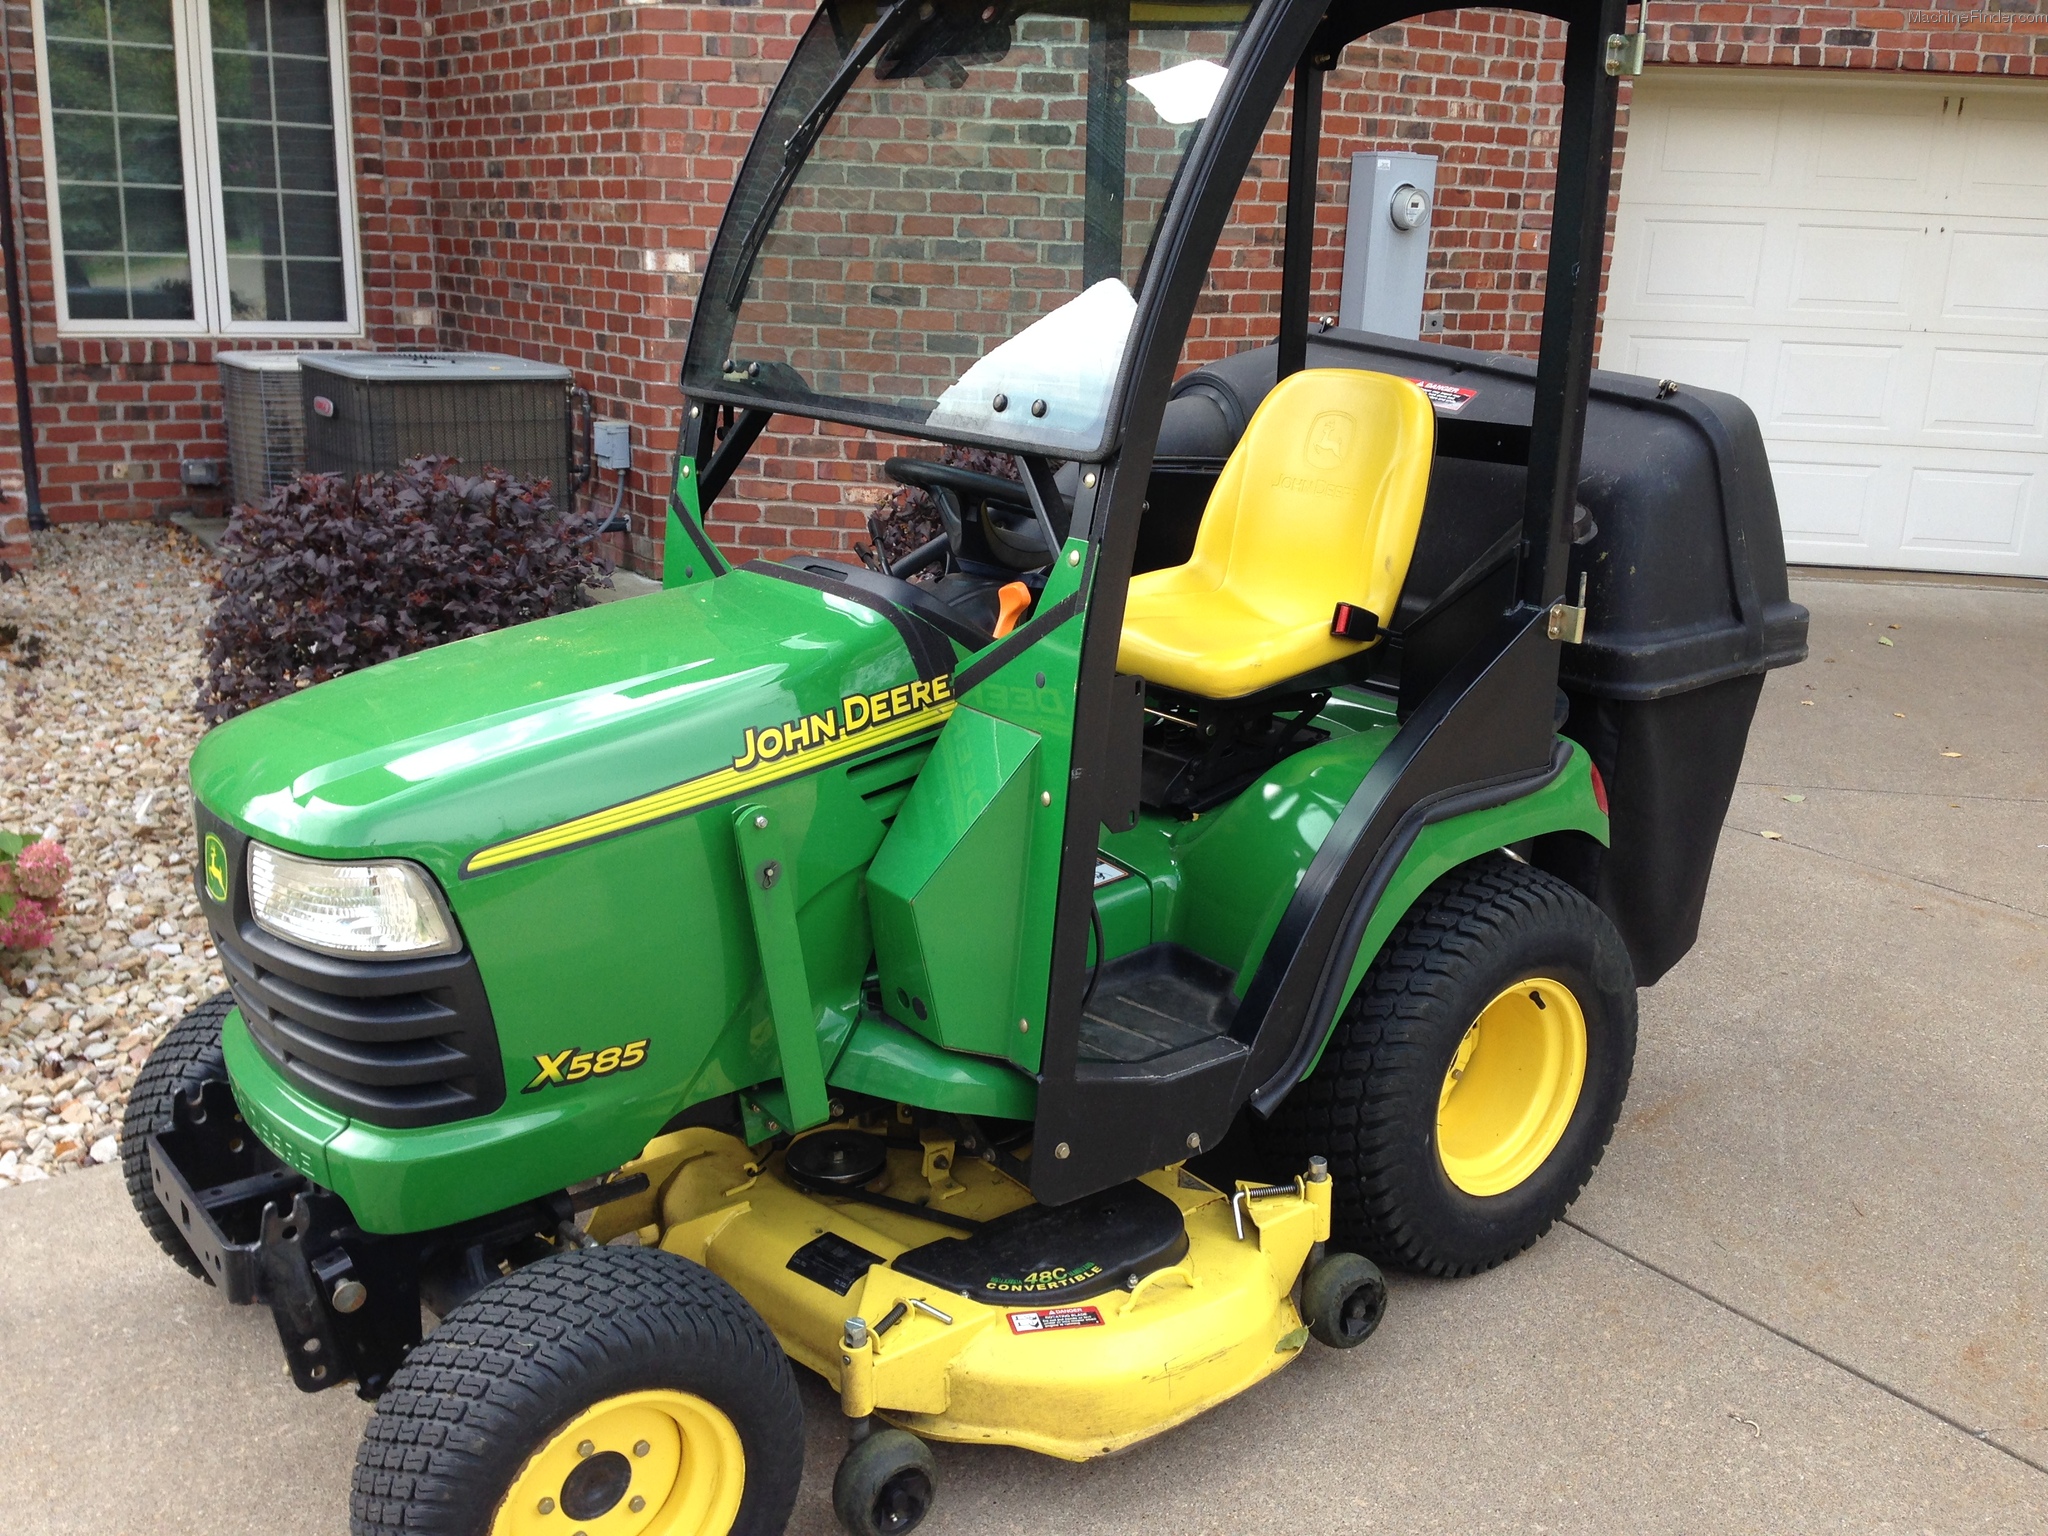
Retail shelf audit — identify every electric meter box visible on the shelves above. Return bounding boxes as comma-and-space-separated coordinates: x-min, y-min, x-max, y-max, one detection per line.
1339, 151, 1438, 339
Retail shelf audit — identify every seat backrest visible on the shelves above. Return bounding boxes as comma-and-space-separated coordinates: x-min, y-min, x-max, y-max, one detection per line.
1180, 368, 1434, 629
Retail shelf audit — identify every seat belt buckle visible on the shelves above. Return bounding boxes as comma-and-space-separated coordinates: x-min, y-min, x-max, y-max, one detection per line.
1330, 603, 1381, 642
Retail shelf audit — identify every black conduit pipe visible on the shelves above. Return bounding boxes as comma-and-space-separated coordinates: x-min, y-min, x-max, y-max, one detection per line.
0, 94, 43, 531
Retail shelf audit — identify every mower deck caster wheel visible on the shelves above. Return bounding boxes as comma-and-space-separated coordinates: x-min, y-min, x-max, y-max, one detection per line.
1303, 1250, 1387, 1349
833, 1427, 936, 1536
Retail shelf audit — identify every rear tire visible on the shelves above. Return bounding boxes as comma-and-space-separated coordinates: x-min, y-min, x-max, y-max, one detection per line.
351, 1245, 803, 1536
1265, 856, 1636, 1277
118, 991, 234, 1280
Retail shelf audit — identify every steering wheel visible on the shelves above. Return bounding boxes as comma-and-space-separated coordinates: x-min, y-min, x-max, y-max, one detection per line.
883, 458, 1064, 572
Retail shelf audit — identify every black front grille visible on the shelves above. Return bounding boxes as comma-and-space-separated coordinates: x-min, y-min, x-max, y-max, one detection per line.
195, 808, 505, 1129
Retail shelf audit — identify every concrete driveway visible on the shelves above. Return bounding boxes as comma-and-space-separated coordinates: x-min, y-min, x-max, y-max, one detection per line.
1, 574, 2042, 1535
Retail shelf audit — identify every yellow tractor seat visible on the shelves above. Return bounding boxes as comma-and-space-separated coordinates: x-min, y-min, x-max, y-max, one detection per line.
1118, 368, 1435, 699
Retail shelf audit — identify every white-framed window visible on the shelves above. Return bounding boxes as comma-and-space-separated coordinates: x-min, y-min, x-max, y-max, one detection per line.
32, 0, 360, 335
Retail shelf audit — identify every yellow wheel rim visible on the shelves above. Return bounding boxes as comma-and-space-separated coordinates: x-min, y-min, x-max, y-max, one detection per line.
1436, 977, 1588, 1198
491, 1390, 746, 1536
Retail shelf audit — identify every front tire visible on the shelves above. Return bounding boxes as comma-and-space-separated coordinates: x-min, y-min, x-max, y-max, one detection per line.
119, 991, 234, 1280
1266, 856, 1636, 1277
351, 1246, 803, 1536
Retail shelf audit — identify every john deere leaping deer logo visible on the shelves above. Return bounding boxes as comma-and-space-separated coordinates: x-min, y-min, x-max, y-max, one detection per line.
203, 834, 228, 904
1306, 410, 1354, 469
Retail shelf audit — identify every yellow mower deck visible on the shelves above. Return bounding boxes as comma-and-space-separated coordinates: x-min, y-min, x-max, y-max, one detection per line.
587, 1124, 1332, 1462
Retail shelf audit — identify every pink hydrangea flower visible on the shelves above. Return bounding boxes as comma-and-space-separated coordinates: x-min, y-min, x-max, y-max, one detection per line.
11, 839, 70, 901
0, 897, 53, 951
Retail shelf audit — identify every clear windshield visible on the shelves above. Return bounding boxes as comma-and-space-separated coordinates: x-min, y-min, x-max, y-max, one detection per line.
687, 0, 1256, 456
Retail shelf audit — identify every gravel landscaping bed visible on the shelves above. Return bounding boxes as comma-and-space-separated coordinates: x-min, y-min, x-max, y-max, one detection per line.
0, 525, 223, 1187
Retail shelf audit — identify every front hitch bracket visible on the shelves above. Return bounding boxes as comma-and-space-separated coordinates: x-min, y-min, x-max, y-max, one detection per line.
149, 1080, 424, 1395
150, 1078, 652, 1399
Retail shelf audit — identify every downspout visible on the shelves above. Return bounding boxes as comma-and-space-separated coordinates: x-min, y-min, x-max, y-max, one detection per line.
0, 17, 43, 530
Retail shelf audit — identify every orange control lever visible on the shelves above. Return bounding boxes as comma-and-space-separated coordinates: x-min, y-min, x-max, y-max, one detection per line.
992, 581, 1032, 639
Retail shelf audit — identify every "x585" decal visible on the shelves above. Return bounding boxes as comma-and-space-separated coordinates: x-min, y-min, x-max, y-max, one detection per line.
522, 1039, 649, 1093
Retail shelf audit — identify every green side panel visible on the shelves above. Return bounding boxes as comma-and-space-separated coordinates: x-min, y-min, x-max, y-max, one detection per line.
662, 455, 719, 588
950, 539, 1090, 1071
1097, 814, 1183, 945
1091, 858, 1153, 960
829, 1014, 1038, 1120
1140, 690, 1603, 1057
866, 706, 1042, 1059
1315, 687, 1401, 735
1168, 708, 1400, 985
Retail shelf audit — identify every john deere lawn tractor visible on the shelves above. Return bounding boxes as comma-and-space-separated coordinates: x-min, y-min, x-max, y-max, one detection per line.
123, 0, 1806, 1530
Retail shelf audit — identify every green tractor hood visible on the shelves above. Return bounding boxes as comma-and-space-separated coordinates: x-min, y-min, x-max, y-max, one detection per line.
191, 570, 935, 877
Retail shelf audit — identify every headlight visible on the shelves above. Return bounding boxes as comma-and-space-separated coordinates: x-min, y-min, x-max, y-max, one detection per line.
247, 843, 461, 959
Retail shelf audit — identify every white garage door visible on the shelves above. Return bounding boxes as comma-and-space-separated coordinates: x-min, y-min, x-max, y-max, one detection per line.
1603, 70, 2048, 577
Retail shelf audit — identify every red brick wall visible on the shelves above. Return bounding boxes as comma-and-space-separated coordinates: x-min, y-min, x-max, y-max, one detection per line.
421, 0, 696, 567
724, 18, 1219, 402
1646, 4, 2048, 73
658, 4, 1563, 562
1, 0, 2043, 575
394, 0, 896, 570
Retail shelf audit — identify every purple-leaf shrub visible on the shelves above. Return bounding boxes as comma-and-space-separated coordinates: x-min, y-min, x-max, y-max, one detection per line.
198, 455, 612, 723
